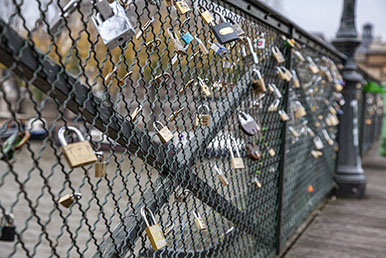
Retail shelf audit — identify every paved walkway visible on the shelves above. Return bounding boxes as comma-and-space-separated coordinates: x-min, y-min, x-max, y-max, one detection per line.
285, 144, 386, 258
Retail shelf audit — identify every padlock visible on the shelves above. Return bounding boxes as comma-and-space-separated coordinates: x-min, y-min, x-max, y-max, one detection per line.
209, 41, 229, 57
168, 107, 184, 122
59, 193, 82, 208
131, 105, 143, 122
164, 0, 173, 7
246, 142, 261, 160
1, 130, 30, 161
193, 211, 207, 231
179, 17, 194, 45
58, 126, 97, 169
276, 67, 286, 81
164, 221, 174, 236
174, 0, 191, 15
268, 99, 280, 112
288, 126, 299, 138
209, 11, 239, 44
329, 106, 337, 115
176, 189, 191, 202
294, 101, 306, 119
240, 36, 259, 65
135, 17, 154, 40
92, 0, 135, 50
322, 129, 334, 146
94, 151, 106, 178
307, 56, 319, 74
215, 165, 229, 186
238, 111, 260, 136
179, 79, 195, 95
278, 110, 289, 121
257, 33, 266, 49
48, 0, 79, 35
306, 127, 315, 137
280, 66, 292, 82
313, 136, 324, 150
195, 104, 211, 126
291, 70, 300, 88
324, 70, 333, 82
268, 147, 276, 157
272, 46, 285, 64
227, 138, 244, 169
0, 213, 15, 242
334, 81, 343, 91
292, 49, 305, 62
198, 77, 212, 97
281, 35, 295, 48
152, 72, 171, 88
251, 69, 266, 94
194, 36, 209, 55
268, 83, 282, 99
311, 150, 320, 158
252, 177, 262, 188
168, 28, 188, 56
141, 206, 167, 251
226, 17, 245, 36
199, 5, 215, 24
153, 121, 173, 144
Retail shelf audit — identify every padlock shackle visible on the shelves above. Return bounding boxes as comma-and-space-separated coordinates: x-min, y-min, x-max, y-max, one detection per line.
72, 192, 82, 200
1, 213, 15, 226
153, 121, 164, 132
227, 138, 240, 158
164, 221, 174, 235
214, 164, 223, 175
197, 104, 210, 115
140, 17, 154, 32
58, 126, 85, 147
181, 17, 190, 31
212, 10, 226, 23
14, 131, 31, 150
140, 206, 157, 228
95, 151, 104, 163
192, 210, 200, 219
146, 38, 162, 48
252, 69, 262, 79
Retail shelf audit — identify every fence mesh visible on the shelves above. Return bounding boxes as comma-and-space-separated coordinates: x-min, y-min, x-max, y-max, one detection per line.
0, 0, 382, 257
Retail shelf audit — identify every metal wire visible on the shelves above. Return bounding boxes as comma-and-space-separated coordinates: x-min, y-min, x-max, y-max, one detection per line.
0, 0, 382, 257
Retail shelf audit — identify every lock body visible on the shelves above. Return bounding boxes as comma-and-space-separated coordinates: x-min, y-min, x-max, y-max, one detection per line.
200, 83, 211, 97
210, 42, 229, 57
175, 0, 191, 14
181, 32, 194, 45
145, 224, 167, 251
194, 217, 207, 231
252, 79, 266, 94
294, 106, 306, 118
253, 178, 262, 188
59, 194, 75, 208
211, 22, 239, 44
247, 143, 261, 160
231, 157, 244, 169
293, 78, 300, 88
218, 174, 229, 186
61, 141, 97, 169
195, 114, 210, 126
273, 49, 285, 64
268, 148, 276, 157
279, 110, 290, 121
239, 120, 259, 136
95, 162, 106, 178
157, 127, 173, 144
0, 225, 15, 241
92, 1, 135, 50
200, 10, 214, 24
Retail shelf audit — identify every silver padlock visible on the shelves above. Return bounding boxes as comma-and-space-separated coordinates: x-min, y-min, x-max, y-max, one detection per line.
92, 0, 135, 50
268, 83, 282, 99
48, 0, 79, 35
241, 36, 259, 66
227, 138, 244, 169
238, 111, 260, 136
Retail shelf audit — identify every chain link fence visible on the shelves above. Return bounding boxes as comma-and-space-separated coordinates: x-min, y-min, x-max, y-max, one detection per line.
0, 0, 382, 257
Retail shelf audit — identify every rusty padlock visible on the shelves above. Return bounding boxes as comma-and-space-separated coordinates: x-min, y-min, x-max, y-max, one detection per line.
246, 142, 261, 160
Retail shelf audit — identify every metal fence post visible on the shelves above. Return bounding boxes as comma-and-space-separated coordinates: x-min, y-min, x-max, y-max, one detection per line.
332, 0, 366, 198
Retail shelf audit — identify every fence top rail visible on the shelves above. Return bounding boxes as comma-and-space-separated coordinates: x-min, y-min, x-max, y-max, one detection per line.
224, 0, 347, 60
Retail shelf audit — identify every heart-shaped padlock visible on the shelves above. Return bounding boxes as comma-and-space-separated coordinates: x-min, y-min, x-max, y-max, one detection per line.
246, 142, 261, 160
238, 111, 260, 136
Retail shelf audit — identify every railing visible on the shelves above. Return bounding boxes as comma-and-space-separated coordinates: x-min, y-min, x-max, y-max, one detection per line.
0, 0, 382, 257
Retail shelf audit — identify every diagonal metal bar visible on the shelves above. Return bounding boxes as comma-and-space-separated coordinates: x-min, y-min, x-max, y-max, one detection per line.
0, 19, 266, 257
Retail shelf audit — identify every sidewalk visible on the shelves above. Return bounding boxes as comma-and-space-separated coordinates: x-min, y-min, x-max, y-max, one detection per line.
285, 143, 386, 258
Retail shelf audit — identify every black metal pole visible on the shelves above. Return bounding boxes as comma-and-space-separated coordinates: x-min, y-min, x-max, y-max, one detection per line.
332, 0, 366, 198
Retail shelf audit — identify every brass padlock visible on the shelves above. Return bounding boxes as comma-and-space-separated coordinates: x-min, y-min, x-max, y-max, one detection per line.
307, 56, 319, 74
195, 104, 211, 126
252, 177, 262, 188
268, 147, 276, 157
168, 107, 184, 122
276, 67, 286, 81
292, 49, 305, 62
268, 99, 280, 112
334, 82, 343, 91
94, 152, 106, 178
322, 129, 334, 146
199, 5, 214, 24
193, 211, 207, 231
58, 126, 97, 169
174, 0, 191, 15
154, 121, 173, 144
141, 207, 167, 251
251, 69, 266, 94
278, 110, 290, 121
272, 46, 285, 64
215, 164, 229, 186
294, 101, 306, 118
281, 66, 292, 82
168, 28, 188, 56
198, 77, 211, 97
291, 70, 300, 88
306, 127, 315, 137
152, 72, 171, 89
227, 138, 244, 169
288, 126, 299, 138
268, 83, 282, 99
311, 150, 320, 158
59, 193, 82, 208
164, 0, 173, 7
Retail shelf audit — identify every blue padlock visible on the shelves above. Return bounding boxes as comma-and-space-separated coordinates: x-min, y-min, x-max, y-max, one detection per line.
180, 30, 194, 45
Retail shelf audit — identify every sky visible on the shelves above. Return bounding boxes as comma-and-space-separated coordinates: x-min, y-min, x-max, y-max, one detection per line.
262, 0, 386, 41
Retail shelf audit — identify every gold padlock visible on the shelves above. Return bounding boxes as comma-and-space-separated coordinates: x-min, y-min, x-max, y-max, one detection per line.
268, 147, 276, 157
141, 207, 167, 251
215, 164, 229, 186
311, 150, 320, 158
58, 126, 97, 169
288, 126, 299, 138
164, 0, 173, 7
251, 69, 266, 94
292, 70, 300, 88
276, 67, 286, 81
168, 107, 184, 122
199, 5, 214, 24
193, 211, 207, 231
292, 49, 305, 62
307, 57, 319, 74
94, 151, 106, 178
198, 77, 212, 97
195, 104, 211, 126
294, 101, 306, 118
154, 121, 173, 144
227, 138, 244, 169
278, 110, 290, 121
174, 0, 191, 15
252, 177, 262, 188
272, 46, 285, 64
280, 66, 292, 82
268, 99, 280, 112
59, 193, 82, 208
335, 82, 343, 91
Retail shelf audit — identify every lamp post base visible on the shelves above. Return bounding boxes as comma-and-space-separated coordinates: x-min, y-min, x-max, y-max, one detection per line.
334, 167, 366, 198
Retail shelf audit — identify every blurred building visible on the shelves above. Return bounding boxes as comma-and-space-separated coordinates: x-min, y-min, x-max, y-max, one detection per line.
356, 23, 386, 82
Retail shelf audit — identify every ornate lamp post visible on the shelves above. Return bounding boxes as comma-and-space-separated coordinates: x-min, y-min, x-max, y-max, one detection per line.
332, 0, 366, 198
